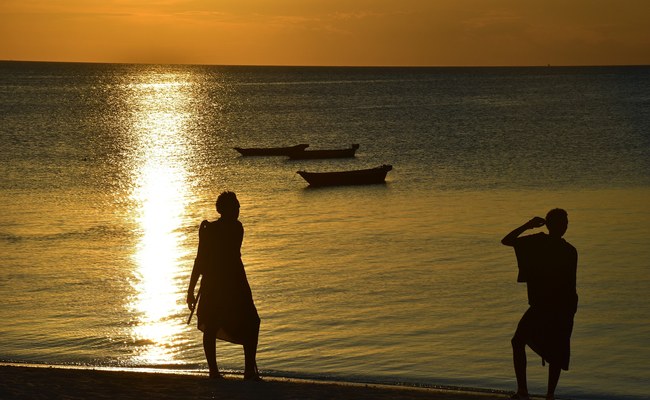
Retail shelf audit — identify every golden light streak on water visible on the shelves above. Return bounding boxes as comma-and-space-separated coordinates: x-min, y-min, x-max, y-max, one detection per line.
125, 71, 195, 365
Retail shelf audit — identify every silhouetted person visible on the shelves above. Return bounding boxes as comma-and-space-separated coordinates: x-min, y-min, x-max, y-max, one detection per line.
187, 191, 261, 380
501, 209, 578, 400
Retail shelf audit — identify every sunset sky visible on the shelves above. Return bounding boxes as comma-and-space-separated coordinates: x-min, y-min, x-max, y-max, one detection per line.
1, 0, 649, 66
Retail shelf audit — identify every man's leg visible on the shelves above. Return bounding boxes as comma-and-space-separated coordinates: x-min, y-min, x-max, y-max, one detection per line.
512, 335, 528, 397
546, 364, 561, 400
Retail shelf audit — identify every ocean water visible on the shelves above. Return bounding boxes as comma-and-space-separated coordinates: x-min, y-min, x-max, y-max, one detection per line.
1, 61, 649, 399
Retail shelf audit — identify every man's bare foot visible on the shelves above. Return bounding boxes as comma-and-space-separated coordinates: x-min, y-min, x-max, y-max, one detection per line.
244, 373, 262, 381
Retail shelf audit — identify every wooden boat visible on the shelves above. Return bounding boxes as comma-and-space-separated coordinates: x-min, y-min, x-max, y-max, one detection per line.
297, 164, 392, 187
234, 143, 309, 156
288, 144, 360, 159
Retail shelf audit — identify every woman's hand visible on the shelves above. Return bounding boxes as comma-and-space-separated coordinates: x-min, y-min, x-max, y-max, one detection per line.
187, 291, 196, 310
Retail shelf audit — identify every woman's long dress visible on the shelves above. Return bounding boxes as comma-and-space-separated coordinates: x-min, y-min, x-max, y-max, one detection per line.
195, 218, 260, 345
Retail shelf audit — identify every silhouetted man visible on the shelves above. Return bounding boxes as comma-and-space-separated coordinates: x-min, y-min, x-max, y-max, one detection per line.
501, 209, 578, 400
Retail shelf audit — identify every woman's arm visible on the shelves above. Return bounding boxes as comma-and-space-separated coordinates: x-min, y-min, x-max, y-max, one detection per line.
235, 222, 244, 252
187, 220, 209, 309
186, 263, 201, 309
501, 216, 545, 246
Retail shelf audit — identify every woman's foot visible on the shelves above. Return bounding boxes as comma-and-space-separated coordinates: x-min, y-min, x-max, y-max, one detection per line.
209, 370, 223, 380
510, 392, 530, 400
244, 367, 262, 381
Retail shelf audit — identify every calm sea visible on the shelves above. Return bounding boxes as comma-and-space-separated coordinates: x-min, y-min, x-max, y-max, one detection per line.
1, 61, 649, 399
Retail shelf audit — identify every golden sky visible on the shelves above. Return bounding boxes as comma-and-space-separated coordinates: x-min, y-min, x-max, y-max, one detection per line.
1, 0, 649, 66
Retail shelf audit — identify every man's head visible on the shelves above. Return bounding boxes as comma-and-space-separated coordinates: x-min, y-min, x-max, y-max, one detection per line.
546, 208, 568, 238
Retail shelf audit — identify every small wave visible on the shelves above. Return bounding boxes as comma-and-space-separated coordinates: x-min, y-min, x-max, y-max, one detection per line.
0, 232, 22, 243
0, 225, 130, 243
129, 338, 157, 347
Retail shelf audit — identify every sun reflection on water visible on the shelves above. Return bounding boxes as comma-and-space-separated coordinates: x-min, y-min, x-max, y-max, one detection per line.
125, 71, 195, 365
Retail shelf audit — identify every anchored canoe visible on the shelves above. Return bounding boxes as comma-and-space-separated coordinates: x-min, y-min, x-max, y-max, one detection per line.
297, 164, 392, 187
234, 143, 309, 156
288, 144, 360, 159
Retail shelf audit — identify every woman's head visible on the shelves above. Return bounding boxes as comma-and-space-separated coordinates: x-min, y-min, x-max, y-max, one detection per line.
216, 191, 240, 219
545, 208, 568, 237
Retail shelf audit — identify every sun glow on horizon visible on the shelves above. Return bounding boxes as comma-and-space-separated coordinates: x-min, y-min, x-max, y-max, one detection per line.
1, 1, 649, 66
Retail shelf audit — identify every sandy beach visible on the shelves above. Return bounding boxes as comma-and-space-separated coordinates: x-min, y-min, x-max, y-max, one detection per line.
0, 364, 517, 400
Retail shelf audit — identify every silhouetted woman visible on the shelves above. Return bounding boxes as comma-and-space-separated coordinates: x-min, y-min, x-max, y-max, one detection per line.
187, 191, 260, 380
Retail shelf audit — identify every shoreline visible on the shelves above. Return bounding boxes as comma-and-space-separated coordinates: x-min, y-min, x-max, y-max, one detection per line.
0, 363, 515, 400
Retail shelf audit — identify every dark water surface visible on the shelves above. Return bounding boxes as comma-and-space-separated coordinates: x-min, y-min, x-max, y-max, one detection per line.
1, 62, 649, 399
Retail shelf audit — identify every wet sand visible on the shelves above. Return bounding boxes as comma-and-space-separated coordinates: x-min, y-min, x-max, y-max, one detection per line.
0, 364, 515, 400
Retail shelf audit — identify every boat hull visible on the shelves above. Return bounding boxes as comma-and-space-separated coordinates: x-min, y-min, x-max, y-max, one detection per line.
297, 165, 392, 187
288, 144, 359, 159
234, 144, 309, 156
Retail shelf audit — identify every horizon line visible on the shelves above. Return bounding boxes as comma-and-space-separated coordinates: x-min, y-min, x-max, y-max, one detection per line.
2, 59, 649, 69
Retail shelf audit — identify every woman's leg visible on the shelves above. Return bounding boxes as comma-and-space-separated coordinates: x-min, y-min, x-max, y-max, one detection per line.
243, 328, 259, 380
203, 330, 220, 378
